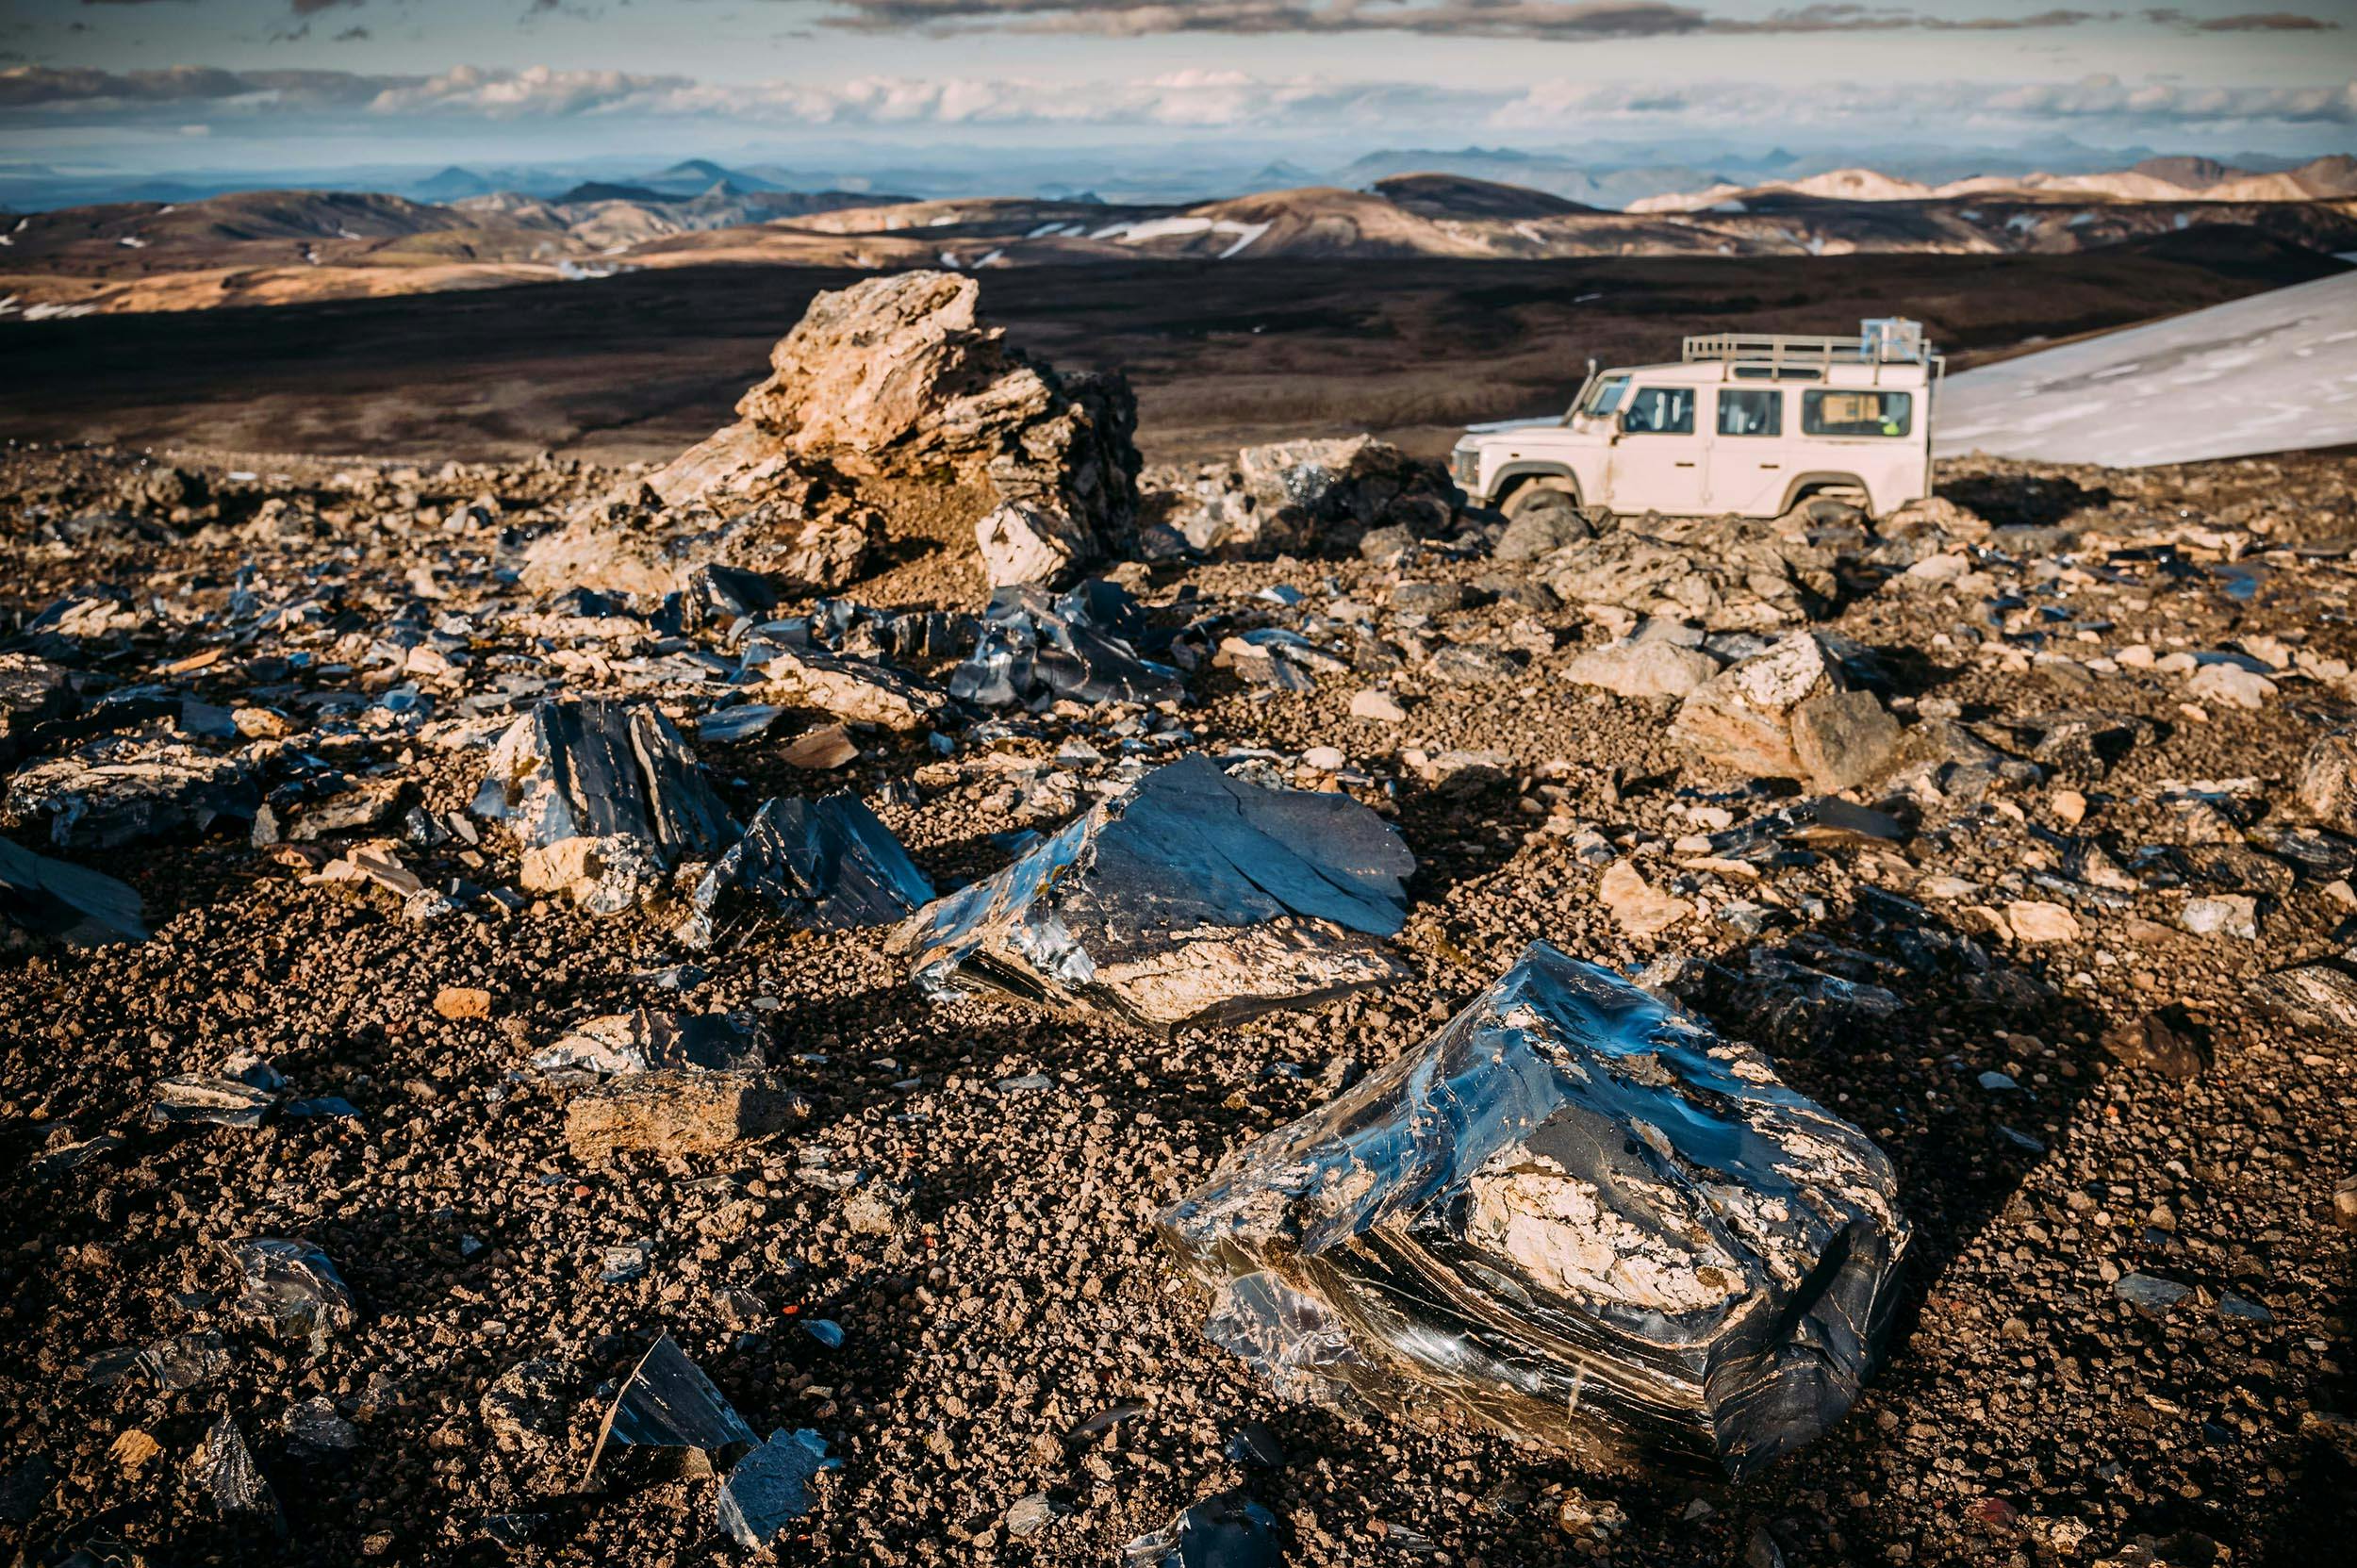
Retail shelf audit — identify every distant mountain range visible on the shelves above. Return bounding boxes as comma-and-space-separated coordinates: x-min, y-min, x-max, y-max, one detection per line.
2, 142, 2337, 215
1627, 155, 2357, 213
3, 157, 2350, 320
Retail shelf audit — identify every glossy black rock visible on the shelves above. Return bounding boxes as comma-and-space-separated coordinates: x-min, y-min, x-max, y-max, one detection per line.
1156, 941, 1910, 1480
475, 699, 735, 859
683, 795, 934, 948
892, 753, 1411, 1033
949, 579, 1181, 708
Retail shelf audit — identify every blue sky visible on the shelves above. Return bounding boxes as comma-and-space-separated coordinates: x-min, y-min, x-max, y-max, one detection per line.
3, 2, 2351, 173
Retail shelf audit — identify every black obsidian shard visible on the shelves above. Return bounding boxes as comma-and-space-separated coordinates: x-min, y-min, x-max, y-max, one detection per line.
717, 1428, 835, 1548
683, 795, 934, 948
585, 1333, 757, 1477
476, 699, 735, 858
892, 754, 1411, 1032
1157, 941, 1910, 1480
224, 1238, 355, 1356
0, 835, 146, 944
950, 579, 1181, 707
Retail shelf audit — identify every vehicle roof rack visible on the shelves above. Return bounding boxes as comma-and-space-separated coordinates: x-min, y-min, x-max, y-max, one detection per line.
1683, 317, 1936, 370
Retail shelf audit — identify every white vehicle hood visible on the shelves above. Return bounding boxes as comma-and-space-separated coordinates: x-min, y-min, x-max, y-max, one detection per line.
1462, 416, 1561, 435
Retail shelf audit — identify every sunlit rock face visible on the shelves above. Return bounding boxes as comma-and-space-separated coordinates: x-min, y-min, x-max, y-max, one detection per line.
1158, 941, 1911, 1480
892, 754, 1412, 1035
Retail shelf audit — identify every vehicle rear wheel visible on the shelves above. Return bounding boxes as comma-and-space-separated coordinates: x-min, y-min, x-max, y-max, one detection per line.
1789, 482, 1871, 525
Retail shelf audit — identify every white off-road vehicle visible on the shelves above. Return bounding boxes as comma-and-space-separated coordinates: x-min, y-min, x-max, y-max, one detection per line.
1453, 318, 1941, 524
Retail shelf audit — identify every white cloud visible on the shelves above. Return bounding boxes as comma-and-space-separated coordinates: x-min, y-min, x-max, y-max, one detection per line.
5, 60, 2351, 132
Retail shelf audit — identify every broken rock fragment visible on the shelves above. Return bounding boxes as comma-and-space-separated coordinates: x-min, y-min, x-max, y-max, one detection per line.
2102, 1008, 2210, 1080
2298, 729, 2357, 834
2249, 956, 2357, 1034
893, 754, 1412, 1032
532, 1009, 766, 1081
758, 644, 949, 733
1123, 1490, 1281, 1568
1157, 941, 1910, 1479
1566, 632, 1720, 701
1541, 519, 1834, 633
193, 1414, 281, 1532
565, 1071, 807, 1158
5, 734, 255, 850
0, 836, 146, 945
717, 1428, 835, 1548
478, 700, 734, 910
225, 1239, 355, 1355
480, 699, 734, 856
0, 653, 76, 759
683, 795, 934, 948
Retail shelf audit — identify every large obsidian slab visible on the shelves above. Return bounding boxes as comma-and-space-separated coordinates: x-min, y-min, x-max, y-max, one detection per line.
1157, 941, 1909, 1480
892, 754, 1411, 1032
476, 699, 735, 858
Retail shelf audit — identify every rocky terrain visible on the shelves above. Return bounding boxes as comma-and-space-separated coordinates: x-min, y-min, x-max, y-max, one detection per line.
2, 272, 2354, 1568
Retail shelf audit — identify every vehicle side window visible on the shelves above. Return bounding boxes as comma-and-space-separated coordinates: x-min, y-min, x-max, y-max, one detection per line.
1718, 388, 1782, 437
1621, 387, 1694, 435
1802, 389, 1912, 437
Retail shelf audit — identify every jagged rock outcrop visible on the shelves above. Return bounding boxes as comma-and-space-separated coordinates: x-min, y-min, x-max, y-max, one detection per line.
660, 271, 1137, 583
523, 272, 1136, 594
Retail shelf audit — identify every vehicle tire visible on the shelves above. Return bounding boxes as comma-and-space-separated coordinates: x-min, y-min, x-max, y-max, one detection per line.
1789, 483, 1871, 527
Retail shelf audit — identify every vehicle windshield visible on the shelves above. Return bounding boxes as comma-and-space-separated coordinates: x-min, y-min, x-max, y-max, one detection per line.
1582, 374, 1630, 419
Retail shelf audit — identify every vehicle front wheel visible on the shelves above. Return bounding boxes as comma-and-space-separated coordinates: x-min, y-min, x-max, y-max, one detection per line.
1493, 478, 1594, 560
1500, 476, 1582, 522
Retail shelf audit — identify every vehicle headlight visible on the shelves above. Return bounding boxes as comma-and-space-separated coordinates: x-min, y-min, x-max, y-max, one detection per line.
1451, 446, 1479, 487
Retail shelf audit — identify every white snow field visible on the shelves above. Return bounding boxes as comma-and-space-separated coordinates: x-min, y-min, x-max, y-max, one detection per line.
1935, 267, 2357, 467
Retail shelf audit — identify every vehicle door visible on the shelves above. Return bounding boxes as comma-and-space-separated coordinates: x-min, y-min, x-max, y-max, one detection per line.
1605, 384, 1709, 514
1706, 382, 1791, 516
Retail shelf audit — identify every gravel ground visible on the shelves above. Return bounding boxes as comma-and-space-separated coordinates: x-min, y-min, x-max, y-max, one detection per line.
1, 440, 2352, 1566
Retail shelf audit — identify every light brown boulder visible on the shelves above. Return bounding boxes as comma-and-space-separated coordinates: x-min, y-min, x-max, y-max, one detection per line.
565, 1071, 808, 1158
1565, 637, 1719, 701
2299, 729, 2357, 833
1673, 632, 1842, 781
1673, 633, 1900, 792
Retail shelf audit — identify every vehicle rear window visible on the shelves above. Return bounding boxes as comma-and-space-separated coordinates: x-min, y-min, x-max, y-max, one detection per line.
1718, 388, 1782, 437
1622, 387, 1694, 435
1802, 389, 1912, 437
